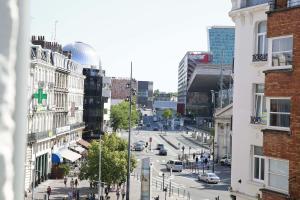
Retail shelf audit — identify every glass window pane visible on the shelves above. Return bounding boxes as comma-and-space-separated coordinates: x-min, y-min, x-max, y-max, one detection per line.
270, 99, 291, 113
261, 158, 265, 180
269, 159, 289, 175
258, 21, 267, 33
255, 95, 262, 117
272, 39, 280, 52
258, 35, 264, 54
264, 36, 268, 54
269, 174, 288, 191
270, 113, 290, 127
254, 146, 263, 156
254, 157, 260, 179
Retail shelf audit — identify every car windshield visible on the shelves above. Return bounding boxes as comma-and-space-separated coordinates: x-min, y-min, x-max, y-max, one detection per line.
175, 161, 182, 165
208, 174, 217, 177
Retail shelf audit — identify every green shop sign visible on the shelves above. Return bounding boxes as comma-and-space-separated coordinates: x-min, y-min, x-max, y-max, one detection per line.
34, 88, 47, 104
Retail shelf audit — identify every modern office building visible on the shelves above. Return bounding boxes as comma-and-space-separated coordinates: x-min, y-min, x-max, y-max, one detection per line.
154, 92, 177, 102
208, 26, 235, 65
25, 36, 85, 192
229, 0, 269, 199
63, 42, 110, 140
137, 81, 153, 109
260, 1, 300, 199
177, 51, 213, 115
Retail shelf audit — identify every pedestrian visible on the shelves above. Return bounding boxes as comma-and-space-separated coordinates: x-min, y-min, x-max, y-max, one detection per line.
75, 179, 78, 188
105, 187, 109, 197
64, 176, 68, 187
121, 187, 125, 200
89, 180, 93, 189
76, 189, 80, 200
193, 152, 196, 160
46, 186, 51, 200
70, 178, 74, 189
116, 188, 120, 200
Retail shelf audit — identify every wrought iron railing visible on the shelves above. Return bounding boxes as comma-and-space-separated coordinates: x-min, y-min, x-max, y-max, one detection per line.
250, 116, 267, 125
27, 130, 56, 143
252, 54, 268, 62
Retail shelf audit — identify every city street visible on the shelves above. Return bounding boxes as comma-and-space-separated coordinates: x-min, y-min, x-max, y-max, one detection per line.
123, 130, 232, 200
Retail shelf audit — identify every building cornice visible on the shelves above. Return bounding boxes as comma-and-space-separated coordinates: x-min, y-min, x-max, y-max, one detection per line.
229, 4, 269, 19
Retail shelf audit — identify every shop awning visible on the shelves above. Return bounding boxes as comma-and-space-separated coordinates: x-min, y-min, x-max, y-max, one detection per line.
60, 149, 82, 163
70, 145, 86, 154
77, 139, 91, 149
52, 153, 63, 164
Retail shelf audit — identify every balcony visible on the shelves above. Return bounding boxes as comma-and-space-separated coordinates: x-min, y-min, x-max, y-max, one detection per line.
250, 116, 267, 125
252, 54, 268, 62
241, 0, 269, 8
70, 122, 85, 130
269, 0, 300, 11
27, 130, 55, 143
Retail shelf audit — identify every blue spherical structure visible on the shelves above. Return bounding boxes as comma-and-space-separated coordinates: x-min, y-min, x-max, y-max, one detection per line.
63, 42, 100, 68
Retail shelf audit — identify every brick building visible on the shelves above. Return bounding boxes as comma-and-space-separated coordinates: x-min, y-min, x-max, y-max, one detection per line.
261, 1, 300, 199
111, 77, 137, 105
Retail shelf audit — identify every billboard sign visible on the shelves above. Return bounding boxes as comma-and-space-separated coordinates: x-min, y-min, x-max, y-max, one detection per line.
188, 52, 212, 63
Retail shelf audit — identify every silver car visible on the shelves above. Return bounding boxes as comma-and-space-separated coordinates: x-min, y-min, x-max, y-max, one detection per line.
198, 172, 220, 184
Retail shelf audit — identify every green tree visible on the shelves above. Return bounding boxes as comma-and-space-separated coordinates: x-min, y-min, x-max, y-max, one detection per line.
162, 109, 173, 120
79, 133, 137, 186
110, 101, 139, 132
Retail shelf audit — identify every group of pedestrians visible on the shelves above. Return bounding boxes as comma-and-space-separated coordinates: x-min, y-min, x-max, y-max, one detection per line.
104, 186, 126, 200
63, 176, 80, 200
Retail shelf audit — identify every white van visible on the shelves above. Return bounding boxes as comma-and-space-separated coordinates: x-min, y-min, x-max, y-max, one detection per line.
166, 160, 183, 172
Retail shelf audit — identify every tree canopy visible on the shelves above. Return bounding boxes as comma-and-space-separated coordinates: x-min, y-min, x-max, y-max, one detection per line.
79, 133, 137, 185
162, 109, 173, 120
110, 101, 139, 132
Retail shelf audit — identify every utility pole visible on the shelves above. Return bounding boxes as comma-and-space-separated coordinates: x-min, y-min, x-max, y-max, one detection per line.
126, 62, 133, 200
220, 50, 224, 108
98, 134, 102, 200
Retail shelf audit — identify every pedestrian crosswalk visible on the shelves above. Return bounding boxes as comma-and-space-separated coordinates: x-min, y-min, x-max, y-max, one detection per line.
152, 176, 185, 188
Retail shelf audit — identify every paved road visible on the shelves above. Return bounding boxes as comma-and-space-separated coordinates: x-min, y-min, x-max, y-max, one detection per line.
123, 130, 232, 200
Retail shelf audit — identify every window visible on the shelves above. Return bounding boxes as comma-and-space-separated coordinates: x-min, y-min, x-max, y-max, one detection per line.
268, 159, 289, 192
271, 36, 293, 67
268, 98, 290, 128
253, 146, 265, 182
251, 84, 267, 124
257, 21, 268, 54
288, 0, 300, 7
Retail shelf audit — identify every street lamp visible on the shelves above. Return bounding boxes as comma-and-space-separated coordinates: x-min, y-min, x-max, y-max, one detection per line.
126, 62, 135, 200
98, 134, 103, 200
210, 90, 216, 173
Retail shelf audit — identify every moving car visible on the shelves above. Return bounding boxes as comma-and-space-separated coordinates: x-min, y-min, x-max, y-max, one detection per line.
220, 155, 231, 166
198, 172, 220, 184
134, 143, 144, 151
157, 144, 164, 150
159, 148, 167, 156
166, 160, 183, 172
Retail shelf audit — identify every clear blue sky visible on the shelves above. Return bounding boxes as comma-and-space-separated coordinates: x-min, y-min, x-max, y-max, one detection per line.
31, 0, 234, 92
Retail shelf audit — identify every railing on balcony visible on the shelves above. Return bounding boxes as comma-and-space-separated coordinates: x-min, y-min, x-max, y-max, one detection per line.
250, 116, 267, 125
253, 54, 268, 62
241, 0, 269, 8
27, 130, 55, 143
269, 0, 300, 11
70, 122, 85, 130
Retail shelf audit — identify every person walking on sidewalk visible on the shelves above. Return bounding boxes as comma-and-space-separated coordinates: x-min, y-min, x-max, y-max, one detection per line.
46, 186, 51, 200
70, 178, 74, 189
64, 176, 68, 187
74, 178, 79, 188
116, 188, 120, 200
121, 187, 125, 200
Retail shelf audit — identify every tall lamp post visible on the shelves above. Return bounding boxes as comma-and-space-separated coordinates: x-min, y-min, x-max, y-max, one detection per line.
210, 90, 216, 173
126, 62, 134, 200
98, 134, 103, 200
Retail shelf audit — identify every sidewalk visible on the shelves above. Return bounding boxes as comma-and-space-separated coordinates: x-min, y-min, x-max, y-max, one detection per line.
26, 175, 187, 200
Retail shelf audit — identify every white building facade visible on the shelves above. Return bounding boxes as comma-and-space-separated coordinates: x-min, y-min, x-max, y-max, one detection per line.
25, 38, 85, 193
229, 0, 269, 199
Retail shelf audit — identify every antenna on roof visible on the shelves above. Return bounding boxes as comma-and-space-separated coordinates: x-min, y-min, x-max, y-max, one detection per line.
53, 20, 58, 41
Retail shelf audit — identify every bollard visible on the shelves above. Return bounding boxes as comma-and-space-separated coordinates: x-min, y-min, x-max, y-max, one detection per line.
183, 189, 186, 197
156, 180, 157, 189
178, 188, 179, 196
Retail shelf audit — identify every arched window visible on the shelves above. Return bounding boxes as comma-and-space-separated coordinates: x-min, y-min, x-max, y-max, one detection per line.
257, 21, 267, 54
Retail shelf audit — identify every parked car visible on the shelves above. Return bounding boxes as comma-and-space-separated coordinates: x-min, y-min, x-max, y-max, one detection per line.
166, 160, 183, 172
157, 144, 164, 150
220, 155, 231, 166
153, 127, 159, 131
198, 172, 220, 184
159, 148, 167, 156
134, 143, 144, 151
